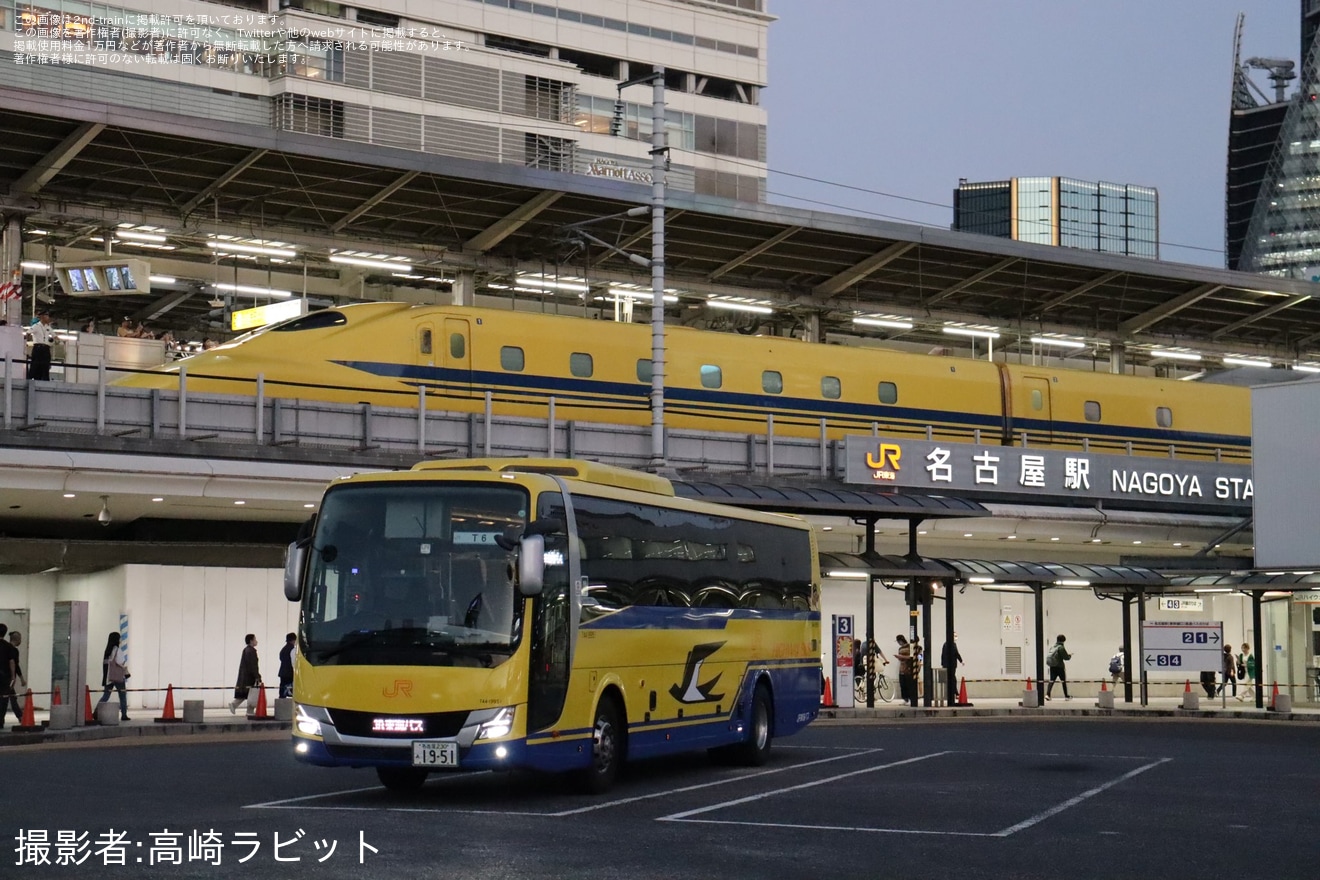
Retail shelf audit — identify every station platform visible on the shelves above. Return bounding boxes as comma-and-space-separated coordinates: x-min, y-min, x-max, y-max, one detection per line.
2, 693, 1317, 750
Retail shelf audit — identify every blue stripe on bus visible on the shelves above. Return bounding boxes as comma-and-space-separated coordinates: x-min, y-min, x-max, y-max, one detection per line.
579, 606, 818, 631
334, 360, 1250, 451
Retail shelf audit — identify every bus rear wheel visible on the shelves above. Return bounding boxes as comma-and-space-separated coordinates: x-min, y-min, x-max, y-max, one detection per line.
575, 699, 623, 794
376, 766, 429, 792
711, 682, 774, 767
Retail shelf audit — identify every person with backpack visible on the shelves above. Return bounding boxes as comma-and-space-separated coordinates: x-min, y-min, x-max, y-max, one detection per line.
1045, 634, 1071, 701
1108, 646, 1124, 689
1217, 644, 1236, 698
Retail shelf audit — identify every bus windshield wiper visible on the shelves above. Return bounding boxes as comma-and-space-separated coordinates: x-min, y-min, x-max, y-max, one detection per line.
313, 629, 394, 661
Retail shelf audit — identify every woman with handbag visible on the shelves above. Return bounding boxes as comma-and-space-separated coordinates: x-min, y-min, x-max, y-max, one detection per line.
97, 632, 130, 721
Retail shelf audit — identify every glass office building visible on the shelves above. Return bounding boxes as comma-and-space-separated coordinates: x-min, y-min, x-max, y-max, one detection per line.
1234, 4, 1320, 278
953, 177, 1159, 259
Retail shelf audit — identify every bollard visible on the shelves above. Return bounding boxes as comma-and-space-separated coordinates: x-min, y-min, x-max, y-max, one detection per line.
1097, 682, 1115, 710
1021, 677, 1039, 708
273, 697, 294, 722
1181, 683, 1199, 711
1273, 691, 1293, 713
95, 703, 120, 726
182, 700, 205, 723
47, 704, 76, 730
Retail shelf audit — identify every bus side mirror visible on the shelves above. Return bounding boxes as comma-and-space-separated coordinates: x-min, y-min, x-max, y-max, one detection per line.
284, 542, 306, 601
518, 534, 545, 597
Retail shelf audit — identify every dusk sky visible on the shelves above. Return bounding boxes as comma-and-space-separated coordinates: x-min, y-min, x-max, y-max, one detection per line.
762, 2, 1298, 269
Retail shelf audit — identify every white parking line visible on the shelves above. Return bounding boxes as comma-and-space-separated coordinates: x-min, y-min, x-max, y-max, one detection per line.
245, 748, 886, 816
992, 757, 1171, 837
657, 751, 951, 823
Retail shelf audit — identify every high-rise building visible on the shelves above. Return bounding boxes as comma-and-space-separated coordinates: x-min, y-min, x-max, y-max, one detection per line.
0, 0, 769, 202
1229, 4, 1320, 276
953, 177, 1159, 259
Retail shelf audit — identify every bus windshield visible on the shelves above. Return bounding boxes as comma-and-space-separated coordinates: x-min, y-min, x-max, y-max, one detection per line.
302, 482, 529, 667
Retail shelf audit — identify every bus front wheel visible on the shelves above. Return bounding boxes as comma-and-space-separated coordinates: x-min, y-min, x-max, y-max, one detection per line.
377, 766, 428, 792
575, 698, 623, 794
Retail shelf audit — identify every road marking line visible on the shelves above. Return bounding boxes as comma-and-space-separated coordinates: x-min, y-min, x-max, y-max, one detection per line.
992, 757, 1172, 837
657, 751, 951, 822
657, 818, 995, 836
247, 785, 387, 808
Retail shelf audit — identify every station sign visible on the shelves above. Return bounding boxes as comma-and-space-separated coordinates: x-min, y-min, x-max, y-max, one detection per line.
843, 435, 1252, 512
1140, 620, 1224, 672
1158, 597, 1204, 612
55, 259, 151, 297
831, 614, 855, 709
231, 298, 307, 331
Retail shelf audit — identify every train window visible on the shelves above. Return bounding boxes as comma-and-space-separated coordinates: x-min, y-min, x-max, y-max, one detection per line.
1031, 390, 1043, 411
450, 333, 465, 359
500, 346, 525, 372
1156, 406, 1173, 428
570, 352, 593, 378
272, 310, 346, 331
821, 376, 841, 400
700, 364, 722, 389
877, 381, 898, 404
1084, 400, 1101, 422
762, 371, 783, 394
636, 359, 652, 382
419, 329, 432, 355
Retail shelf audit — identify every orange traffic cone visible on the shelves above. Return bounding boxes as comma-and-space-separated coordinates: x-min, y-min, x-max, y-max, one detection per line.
52, 685, 62, 706
84, 684, 95, 724
1025, 676, 1033, 690
822, 676, 834, 708
1270, 681, 1280, 710
957, 677, 971, 706
155, 684, 181, 723
1100, 679, 1108, 692
1184, 679, 1192, 693
252, 683, 269, 719
12, 689, 41, 731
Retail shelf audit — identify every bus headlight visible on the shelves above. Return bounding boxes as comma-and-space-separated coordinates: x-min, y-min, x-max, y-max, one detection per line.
475, 707, 514, 741
295, 704, 323, 737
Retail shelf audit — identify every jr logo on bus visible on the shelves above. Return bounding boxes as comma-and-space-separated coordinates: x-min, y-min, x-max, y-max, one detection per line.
383, 680, 413, 698
670, 642, 726, 704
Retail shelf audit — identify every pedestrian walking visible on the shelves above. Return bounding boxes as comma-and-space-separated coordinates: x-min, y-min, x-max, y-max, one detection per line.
896, 634, 917, 707
1044, 634, 1072, 701
1217, 644, 1236, 697
0, 623, 18, 728
1108, 646, 1124, 689
278, 632, 296, 699
229, 634, 262, 713
1238, 643, 1257, 700
5, 630, 26, 719
96, 631, 130, 721
941, 632, 964, 704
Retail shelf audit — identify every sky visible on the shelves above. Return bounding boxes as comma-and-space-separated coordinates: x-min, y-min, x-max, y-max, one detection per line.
762, 1, 1299, 268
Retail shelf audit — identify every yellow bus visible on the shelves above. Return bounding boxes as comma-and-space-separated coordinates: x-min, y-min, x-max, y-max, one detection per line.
283, 458, 821, 792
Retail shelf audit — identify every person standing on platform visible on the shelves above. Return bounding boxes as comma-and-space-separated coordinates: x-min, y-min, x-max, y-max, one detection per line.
1109, 646, 1125, 690
28, 311, 53, 381
941, 632, 964, 703
229, 633, 262, 714
895, 634, 917, 707
1238, 643, 1257, 701
1044, 634, 1072, 701
5, 631, 25, 719
278, 632, 296, 699
0, 623, 18, 728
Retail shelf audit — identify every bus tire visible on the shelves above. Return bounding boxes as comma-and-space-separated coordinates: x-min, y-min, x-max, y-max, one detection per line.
376, 766, 428, 792
731, 682, 774, 766
575, 697, 623, 794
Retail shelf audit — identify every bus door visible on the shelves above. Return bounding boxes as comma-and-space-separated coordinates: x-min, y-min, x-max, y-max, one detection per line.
1021, 375, 1053, 444
444, 317, 472, 399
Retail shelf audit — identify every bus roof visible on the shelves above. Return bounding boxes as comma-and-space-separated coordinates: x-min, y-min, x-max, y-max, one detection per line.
411, 458, 675, 497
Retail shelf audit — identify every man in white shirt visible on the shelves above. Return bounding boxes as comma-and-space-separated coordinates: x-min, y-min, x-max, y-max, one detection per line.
28, 311, 52, 381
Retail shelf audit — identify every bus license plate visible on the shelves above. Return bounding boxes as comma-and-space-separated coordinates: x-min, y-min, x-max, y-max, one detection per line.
412, 741, 459, 768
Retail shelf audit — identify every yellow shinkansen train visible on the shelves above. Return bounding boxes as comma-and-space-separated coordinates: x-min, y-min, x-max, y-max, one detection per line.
114, 303, 1252, 462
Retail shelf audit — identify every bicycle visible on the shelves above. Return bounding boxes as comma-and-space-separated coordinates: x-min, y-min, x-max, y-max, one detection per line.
853, 656, 894, 704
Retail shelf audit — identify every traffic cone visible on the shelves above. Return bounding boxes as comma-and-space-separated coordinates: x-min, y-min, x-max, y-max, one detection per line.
822, 676, 834, 707
84, 684, 95, 724
251, 683, 269, 719
155, 684, 181, 723
1100, 679, 1108, 692
52, 685, 62, 706
957, 677, 971, 706
12, 689, 41, 731
1270, 681, 1279, 710
1184, 679, 1192, 693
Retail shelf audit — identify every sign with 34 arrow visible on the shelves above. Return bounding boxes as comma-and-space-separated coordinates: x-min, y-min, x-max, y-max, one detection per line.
1140, 621, 1224, 672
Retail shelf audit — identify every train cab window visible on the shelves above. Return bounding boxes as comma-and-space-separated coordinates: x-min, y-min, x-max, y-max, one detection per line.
1031, 389, 1044, 411
821, 376, 841, 400
636, 359, 652, 382
877, 381, 898, 404
500, 346, 525, 372
419, 329, 432, 355
272, 310, 346, 331
1156, 406, 1173, 428
700, 364, 722, 389
1084, 400, 1101, 422
762, 370, 783, 394
450, 333, 465, 359
570, 352, 593, 378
